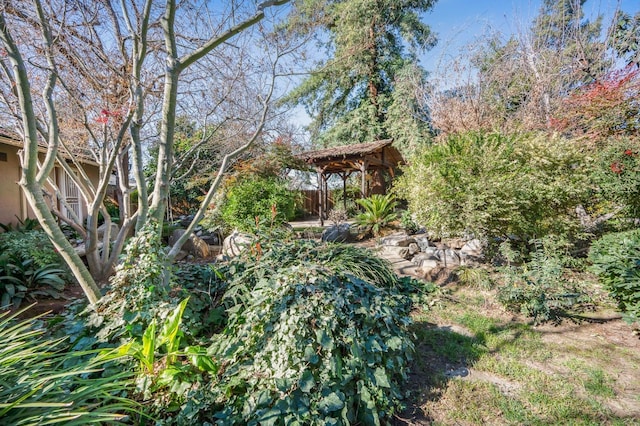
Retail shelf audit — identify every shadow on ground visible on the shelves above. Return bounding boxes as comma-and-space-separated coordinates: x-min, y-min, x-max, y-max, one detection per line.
393, 318, 532, 425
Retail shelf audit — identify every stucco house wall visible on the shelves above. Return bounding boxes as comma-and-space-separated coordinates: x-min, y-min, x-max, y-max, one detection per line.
0, 139, 24, 226
0, 131, 101, 227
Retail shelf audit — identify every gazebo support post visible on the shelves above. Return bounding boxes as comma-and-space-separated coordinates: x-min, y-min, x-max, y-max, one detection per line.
317, 168, 324, 226
340, 172, 348, 212
360, 160, 368, 199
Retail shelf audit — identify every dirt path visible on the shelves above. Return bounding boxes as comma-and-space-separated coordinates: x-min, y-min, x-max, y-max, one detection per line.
370, 244, 640, 425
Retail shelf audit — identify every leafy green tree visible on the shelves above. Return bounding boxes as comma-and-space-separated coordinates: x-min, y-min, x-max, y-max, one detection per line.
286, 0, 437, 155
610, 11, 640, 67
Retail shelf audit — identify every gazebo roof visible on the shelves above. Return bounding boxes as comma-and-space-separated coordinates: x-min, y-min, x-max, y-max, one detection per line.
297, 139, 404, 174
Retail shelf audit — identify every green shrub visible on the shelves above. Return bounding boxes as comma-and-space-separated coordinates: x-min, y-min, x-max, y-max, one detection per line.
220, 176, 298, 232
589, 228, 640, 324
0, 253, 66, 308
497, 237, 591, 324
232, 239, 400, 289
395, 132, 592, 241
0, 229, 65, 270
66, 220, 227, 349
0, 309, 140, 424
590, 138, 640, 220
60, 222, 229, 421
0, 228, 68, 308
355, 194, 398, 236
204, 240, 415, 424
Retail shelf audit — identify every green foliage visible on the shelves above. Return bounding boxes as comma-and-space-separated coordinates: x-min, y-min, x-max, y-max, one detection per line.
120, 298, 218, 409
611, 11, 640, 67
457, 266, 494, 290
355, 194, 398, 237
60, 225, 228, 421
0, 217, 40, 233
204, 240, 416, 424
286, 0, 436, 155
0, 228, 68, 309
589, 228, 640, 324
171, 263, 229, 337
66, 220, 227, 351
395, 132, 592, 241
220, 176, 298, 232
399, 210, 420, 234
0, 309, 140, 424
63, 220, 175, 354
103, 197, 120, 222
0, 229, 66, 270
497, 237, 591, 324
0, 253, 66, 308
590, 138, 640, 219
236, 239, 399, 289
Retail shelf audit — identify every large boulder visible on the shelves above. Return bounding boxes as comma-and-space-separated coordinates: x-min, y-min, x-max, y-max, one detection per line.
169, 229, 210, 259
222, 230, 254, 258
382, 245, 411, 260
74, 241, 104, 257
413, 235, 431, 251
438, 249, 461, 267
97, 222, 119, 242
321, 223, 351, 243
460, 239, 484, 258
411, 253, 439, 269
380, 232, 416, 247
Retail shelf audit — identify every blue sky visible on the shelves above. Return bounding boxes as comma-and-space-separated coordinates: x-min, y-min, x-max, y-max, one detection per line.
291, 0, 638, 128
419, 0, 638, 72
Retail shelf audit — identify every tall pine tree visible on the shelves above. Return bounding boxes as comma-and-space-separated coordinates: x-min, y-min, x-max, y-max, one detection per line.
286, 0, 437, 155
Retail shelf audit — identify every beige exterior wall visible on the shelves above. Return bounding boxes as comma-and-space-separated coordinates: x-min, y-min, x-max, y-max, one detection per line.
0, 139, 101, 227
0, 142, 24, 226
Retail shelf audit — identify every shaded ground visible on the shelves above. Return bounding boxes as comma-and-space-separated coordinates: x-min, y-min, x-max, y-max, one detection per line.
392, 284, 640, 425
12, 282, 86, 319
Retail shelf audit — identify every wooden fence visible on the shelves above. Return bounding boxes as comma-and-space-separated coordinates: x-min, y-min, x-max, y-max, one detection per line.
300, 189, 335, 216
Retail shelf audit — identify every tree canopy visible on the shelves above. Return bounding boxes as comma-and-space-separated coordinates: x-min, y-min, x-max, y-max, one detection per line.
286, 0, 437, 155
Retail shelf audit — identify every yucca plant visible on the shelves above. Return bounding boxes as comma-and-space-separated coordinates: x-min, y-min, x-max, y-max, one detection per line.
0, 308, 142, 425
355, 193, 398, 236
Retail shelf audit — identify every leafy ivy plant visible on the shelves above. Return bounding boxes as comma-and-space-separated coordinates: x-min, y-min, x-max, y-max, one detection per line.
198, 240, 415, 425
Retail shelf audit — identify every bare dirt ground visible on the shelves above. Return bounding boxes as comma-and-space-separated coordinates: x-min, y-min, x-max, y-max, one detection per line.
362, 240, 640, 425
392, 286, 640, 425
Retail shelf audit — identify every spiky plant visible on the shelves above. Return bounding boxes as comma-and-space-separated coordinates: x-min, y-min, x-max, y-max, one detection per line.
355, 194, 398, 236
0, 308, 141, 425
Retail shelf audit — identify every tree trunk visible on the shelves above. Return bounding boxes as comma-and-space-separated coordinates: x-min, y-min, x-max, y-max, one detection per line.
21, 181, 102, 304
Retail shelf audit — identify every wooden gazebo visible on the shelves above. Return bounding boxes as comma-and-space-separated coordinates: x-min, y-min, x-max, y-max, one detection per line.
297, 139, 404, 224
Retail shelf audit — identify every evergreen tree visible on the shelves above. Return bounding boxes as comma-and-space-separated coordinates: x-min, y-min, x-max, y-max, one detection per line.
286, 0, 437, 154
